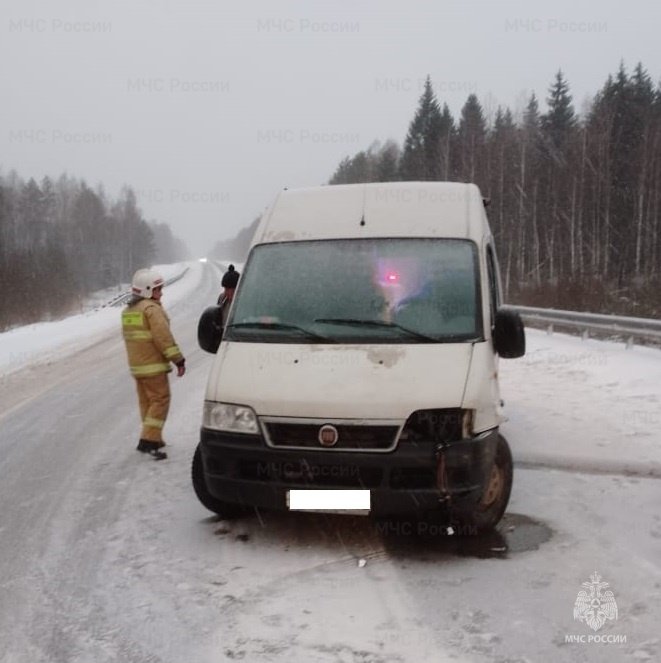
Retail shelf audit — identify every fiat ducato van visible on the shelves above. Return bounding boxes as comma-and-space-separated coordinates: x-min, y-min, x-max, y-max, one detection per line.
194, 182, 525, 530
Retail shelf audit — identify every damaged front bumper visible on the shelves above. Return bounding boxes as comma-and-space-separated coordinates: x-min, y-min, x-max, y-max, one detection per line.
198, 426, 499, 517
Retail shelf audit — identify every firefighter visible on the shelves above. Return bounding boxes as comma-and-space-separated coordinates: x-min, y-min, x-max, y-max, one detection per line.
122, 268, 186, 460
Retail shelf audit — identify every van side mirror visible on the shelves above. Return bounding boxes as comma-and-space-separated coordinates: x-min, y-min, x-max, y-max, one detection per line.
198, 305, 223, 354
493, 307, 525, 358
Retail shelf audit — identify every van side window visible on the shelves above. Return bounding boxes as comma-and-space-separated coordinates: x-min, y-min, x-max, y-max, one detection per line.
486, 245, 499, 327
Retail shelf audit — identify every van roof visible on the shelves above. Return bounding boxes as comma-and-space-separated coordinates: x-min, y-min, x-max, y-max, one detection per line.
253, 182, 490, 245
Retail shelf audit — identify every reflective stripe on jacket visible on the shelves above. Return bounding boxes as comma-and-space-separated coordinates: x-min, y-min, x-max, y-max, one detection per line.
122, 299, 184, 378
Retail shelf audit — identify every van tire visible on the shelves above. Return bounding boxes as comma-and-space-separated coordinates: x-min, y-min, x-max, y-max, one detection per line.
192, 444, 244, 518
451, 434, 513, 533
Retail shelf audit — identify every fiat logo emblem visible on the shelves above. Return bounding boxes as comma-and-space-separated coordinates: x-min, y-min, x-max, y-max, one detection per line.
318, 424, 339, 447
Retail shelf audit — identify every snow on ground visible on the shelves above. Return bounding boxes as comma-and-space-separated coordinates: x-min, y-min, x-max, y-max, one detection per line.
500, 328, 661, 476
0, 261, 204, 378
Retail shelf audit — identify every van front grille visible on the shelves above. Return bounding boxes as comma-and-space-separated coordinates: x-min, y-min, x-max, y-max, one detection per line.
264, 422, 399, 451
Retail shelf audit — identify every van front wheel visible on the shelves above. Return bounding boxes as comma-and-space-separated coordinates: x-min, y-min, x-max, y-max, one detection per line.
192, 444, 244, 518
451, 434, 513, 533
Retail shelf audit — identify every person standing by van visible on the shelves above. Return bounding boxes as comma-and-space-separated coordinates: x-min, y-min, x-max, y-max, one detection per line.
122, 268, 186, 460
219, 264, 240, 304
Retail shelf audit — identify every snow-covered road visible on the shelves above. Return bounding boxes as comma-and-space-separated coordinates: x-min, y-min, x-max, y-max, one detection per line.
0, 264, 659, 662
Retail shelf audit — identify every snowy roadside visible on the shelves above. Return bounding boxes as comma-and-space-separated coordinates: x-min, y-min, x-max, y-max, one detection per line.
0, 261, 204, 379
500, 328, 661, 476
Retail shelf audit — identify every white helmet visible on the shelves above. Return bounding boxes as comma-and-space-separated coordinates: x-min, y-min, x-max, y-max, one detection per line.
131, 268, 164, 298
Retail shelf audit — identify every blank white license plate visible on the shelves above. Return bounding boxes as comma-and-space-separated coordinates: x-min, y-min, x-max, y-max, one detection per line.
287, 489, 371, 515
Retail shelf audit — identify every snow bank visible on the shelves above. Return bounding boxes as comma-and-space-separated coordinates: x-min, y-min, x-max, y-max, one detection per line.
500, 328, 661, 475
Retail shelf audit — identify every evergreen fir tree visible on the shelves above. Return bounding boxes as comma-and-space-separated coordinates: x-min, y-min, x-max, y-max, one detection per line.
456, 94, 487, 183
399, 76, 443, 180
541, 70, 576, 153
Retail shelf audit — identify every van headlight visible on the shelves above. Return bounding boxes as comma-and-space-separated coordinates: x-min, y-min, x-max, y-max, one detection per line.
203, 401, 259, 434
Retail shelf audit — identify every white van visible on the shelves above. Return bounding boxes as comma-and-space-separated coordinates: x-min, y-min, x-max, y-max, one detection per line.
194, 182, 525, 530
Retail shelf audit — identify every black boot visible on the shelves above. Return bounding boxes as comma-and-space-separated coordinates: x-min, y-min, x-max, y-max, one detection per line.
147, 448, 167, 460
136, 439, 167, 460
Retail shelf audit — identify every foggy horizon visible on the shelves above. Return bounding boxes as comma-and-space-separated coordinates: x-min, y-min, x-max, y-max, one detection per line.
2, 0, 660, 257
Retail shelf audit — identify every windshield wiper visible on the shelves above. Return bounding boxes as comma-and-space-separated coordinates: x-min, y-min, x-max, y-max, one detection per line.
314, 318, 437, 342
226, 321, 336, 342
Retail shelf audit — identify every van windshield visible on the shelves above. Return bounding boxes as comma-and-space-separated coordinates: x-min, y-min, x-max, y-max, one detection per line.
225, 238, 482, 344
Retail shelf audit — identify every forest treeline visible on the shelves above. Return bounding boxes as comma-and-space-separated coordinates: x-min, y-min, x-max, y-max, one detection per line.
329, 63, 661, 316
0, 172, 189, 330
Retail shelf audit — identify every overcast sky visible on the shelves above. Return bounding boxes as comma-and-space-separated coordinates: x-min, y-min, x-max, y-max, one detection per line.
2, 0, 660, 256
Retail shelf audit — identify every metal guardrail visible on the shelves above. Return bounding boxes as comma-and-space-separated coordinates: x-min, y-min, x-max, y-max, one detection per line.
511, 305, 661, 348
107, 267, 190, 308
106, 290, 132, 308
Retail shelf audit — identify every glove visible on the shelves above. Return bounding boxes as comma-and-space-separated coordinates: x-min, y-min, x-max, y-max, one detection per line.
176, 359, 186, 377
